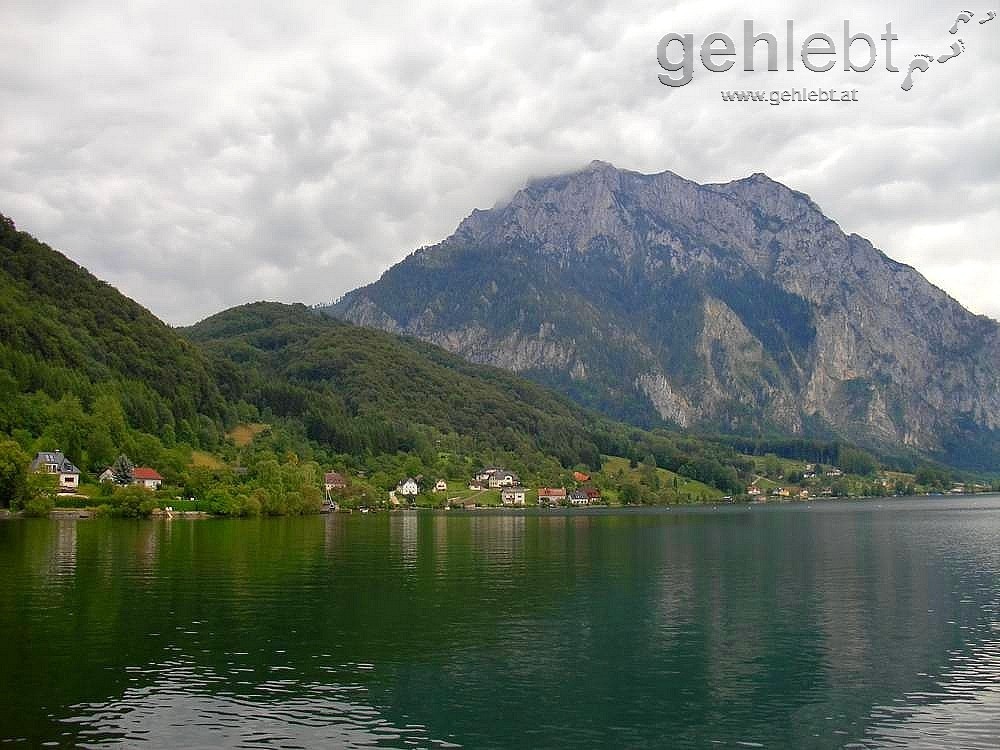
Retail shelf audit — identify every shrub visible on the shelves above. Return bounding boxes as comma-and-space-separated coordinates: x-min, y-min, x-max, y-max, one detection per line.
23, 495, 54, 517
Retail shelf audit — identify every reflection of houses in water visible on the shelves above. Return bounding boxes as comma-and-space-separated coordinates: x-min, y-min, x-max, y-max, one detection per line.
433, 514, 449, 574
389, 512, 419, 570
136, 522, 161, 577
471, 514, 526, 567
323, 512, 346, 556
52, 519, 78, 576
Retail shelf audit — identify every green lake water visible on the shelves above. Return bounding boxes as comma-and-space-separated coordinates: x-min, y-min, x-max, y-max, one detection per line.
1, 496, 999, 748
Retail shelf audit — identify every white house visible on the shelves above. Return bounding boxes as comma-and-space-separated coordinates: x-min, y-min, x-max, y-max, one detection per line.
488, 470, 520, 489
568, 490, 589, 506
132, 467, 164, 490
397, 478, 419, 496
30, 451, 80, 491
475, 467, 520, 488
434, 480, 448, 492
501, 487, 526, 506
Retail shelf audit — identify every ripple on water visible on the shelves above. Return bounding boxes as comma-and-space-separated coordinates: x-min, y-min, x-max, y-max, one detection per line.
862, 636, 1000, 748
62, 658, 459, 749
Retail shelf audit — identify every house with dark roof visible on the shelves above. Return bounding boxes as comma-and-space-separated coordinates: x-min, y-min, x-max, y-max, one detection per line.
568, 490, 590, 506
474, 468, 520, 488
30, 451, 81, 492
397, 478, 419, 496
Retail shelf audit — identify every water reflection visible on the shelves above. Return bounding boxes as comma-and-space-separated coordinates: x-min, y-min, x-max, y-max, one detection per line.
0, 498, 998, 748
66, 656, 458, 749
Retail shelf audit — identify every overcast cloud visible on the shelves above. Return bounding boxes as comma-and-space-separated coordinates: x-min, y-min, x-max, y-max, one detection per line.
1, 0, 997, 324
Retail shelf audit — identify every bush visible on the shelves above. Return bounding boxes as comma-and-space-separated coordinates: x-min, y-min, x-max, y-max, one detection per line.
23, 495, 54, 517
107, 485, 156, 518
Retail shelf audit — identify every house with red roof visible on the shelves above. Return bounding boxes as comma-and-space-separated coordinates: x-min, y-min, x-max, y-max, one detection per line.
132, 467, 164, 490
537, 487, 566, 506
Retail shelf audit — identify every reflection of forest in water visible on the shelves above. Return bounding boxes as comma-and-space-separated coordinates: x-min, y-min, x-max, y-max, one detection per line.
1, 497, 998, 748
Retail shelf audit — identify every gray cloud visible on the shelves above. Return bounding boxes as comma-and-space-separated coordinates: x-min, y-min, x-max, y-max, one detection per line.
1, 0, 997, 324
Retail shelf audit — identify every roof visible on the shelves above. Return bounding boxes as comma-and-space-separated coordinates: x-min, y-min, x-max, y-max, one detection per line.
30, 451, 80, 475
537, 487, 567, 497
325, 471, 346, 484
133, 467, 164, 481
573, 471, 591, 482
480, 467, 517, 477
569, 490, 589, 499
501, 486, 524, 493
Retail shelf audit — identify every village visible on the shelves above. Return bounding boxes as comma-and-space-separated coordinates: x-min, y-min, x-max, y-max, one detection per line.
382, 467, 605, 510
17, 445, 996, 519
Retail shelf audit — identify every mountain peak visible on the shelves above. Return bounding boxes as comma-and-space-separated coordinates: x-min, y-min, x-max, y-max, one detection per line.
329, 163, 1000, 468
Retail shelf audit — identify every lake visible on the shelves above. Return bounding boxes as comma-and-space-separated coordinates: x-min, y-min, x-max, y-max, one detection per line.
1, 496, 999, 748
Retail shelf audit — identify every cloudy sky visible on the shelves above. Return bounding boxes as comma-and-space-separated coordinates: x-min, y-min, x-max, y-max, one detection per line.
1, 0, 997, 324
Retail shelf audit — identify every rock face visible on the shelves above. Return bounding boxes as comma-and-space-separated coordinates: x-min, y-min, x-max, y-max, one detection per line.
326, 161, 1000, 468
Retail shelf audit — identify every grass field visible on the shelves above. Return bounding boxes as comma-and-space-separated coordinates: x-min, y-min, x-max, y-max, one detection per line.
599, 456, 723, 503
227, 423, 269, 447
190, 450, 225, 469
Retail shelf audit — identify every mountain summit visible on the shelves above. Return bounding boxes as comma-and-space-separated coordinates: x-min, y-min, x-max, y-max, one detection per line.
326, 163, 1000, 468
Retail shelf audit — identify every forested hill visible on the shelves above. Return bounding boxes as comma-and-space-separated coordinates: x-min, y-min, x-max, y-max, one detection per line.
0, 213, 912, 503
0, 213, 229, 464
183, 301, 607, 470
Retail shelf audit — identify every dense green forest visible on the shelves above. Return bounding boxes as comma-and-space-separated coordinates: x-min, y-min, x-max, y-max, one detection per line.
1, 213, 984, 517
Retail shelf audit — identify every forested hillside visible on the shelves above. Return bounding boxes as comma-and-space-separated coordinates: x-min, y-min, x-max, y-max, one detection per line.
0, 213, 231, 472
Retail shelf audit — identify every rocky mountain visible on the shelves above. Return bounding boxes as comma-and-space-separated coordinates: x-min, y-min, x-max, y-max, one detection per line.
326, 161, 1000, 469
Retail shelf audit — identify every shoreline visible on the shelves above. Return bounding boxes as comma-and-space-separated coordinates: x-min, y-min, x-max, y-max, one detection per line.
1, 492, 997, 521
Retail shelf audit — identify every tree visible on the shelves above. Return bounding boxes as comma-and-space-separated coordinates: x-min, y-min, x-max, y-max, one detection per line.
621, 483, 641, 505
0, 438, 31, 509
837, 446, 877, 476
111, 454, 135, 485
107, 485, 156, 518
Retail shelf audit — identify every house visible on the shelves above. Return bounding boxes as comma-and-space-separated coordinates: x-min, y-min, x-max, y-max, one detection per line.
475, 467, 499, 482
827, 468, 844, 477
747, 485, 762, 497
324, 471, 347, 491
132, 467, 164, 490
98, 468, 115, 484
798, 489, 809, 499
771, 487, 791, 498
537, 487, 566, 506
572, 471, 591, 483
30, 451, 80, 492
487, 469, 519, 489
468, 480, 485, 491
584, 487, 602, 503
501, 487, 526, 506
397, 478, 419, 496
434, 480, 448, 493
569, 490, 590, 506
